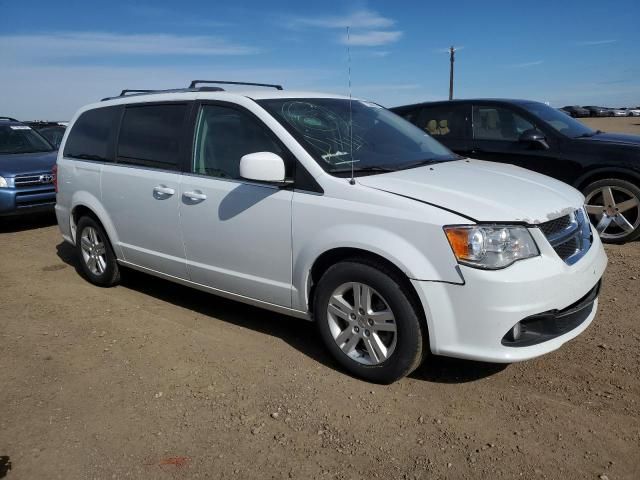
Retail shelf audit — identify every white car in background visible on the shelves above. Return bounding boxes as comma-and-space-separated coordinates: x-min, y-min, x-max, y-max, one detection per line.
608, 107, 630, 117
620, 107, 640, 117
54, 81, 607, 383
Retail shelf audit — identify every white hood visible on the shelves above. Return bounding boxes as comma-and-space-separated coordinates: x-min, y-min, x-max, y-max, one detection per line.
357, 159, 584, 224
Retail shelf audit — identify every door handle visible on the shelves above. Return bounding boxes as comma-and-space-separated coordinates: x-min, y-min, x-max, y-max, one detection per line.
183, 190, 207, 201
153, 185, 175, 196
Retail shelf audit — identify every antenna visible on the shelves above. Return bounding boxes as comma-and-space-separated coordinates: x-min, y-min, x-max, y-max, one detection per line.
347, 26, 355, 185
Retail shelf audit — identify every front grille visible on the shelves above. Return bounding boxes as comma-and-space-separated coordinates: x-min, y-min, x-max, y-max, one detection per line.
538, 215, 572, 237
14, 173, 54, 187
538, 209, 592, 265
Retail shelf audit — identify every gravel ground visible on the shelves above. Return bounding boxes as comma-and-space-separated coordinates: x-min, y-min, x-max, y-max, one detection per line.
1, 118, 639, 479
581, 116, 640, 135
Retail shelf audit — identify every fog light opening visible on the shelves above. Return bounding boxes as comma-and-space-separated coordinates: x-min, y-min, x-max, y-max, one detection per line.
510, 322, 522, 341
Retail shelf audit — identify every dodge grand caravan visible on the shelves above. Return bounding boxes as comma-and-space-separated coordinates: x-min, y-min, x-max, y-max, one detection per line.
55, 81, 607, 383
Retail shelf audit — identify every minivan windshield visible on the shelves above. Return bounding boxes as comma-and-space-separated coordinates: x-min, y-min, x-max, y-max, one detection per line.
0, 125, 55, 154
521, 102, 597, 138
258, 98, 460, 175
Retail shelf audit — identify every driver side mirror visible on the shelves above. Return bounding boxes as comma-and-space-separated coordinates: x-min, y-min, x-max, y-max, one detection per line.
519, 129, 549, 150
239, 152, 292, 186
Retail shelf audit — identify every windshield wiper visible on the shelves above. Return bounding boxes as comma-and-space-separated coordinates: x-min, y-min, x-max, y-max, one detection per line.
574, 130, 602, 138
332, 165, 396, 174
395, 158, 453, 171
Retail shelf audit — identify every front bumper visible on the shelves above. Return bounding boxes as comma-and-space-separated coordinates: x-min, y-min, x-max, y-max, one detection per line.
0, 185, 56, 216
412, 225, 607, 363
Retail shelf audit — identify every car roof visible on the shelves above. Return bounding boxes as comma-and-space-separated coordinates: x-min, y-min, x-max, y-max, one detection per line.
0, 117, 24, 127
95, 89, 352, 110
390, 98, 544, 110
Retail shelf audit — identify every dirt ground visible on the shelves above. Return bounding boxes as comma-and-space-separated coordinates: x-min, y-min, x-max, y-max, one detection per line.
1, 118, 639, 479
581, 116, 640, 135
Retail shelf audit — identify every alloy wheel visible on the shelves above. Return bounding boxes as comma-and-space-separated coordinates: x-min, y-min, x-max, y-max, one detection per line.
326, 282, 397, 365
80, 226, 107, 276
585, 185, 640, 241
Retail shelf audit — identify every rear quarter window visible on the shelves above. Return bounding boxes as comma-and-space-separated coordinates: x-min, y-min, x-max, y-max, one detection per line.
63, 106, 120, 161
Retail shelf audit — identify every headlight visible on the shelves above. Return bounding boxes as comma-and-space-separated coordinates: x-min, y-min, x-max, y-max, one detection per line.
444, 225, 539, 269
0, 176, 7, 188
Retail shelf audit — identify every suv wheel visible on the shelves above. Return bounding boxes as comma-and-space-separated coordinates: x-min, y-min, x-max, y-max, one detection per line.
76, 216, 121, 286
584, 178, 640, 244
314, 260, 425, 384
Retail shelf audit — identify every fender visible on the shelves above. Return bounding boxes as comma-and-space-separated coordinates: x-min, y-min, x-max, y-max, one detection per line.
291, 224, 463, 312
70, 190, 124, 259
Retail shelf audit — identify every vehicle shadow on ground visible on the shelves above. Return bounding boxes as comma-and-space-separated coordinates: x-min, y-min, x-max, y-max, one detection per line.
56, 241, 507, 384
0, 212, 57, 233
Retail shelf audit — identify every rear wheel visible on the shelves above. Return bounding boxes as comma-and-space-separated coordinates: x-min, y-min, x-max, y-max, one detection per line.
314, 260, 425, 384
76, 216, 120, 286
584, 178, 640, 244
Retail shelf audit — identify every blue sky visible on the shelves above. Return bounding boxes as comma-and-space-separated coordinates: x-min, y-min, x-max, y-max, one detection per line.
1, 0, 638, 119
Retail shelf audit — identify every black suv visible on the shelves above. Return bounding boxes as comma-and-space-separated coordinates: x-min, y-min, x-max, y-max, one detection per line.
391, 99, 640, 243
25, 121, 67, 149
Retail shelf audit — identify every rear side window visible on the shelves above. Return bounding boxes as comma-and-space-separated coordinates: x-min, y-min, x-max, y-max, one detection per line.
64, 106, 119, 161
117, 104, 188, 170
415, 105, 468, 139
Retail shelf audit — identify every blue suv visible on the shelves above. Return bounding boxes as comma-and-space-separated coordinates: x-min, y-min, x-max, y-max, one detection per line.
0, 117, 57, 216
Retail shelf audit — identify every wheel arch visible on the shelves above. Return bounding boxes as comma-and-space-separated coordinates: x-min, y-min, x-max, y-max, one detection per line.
306, 247, 427, 327
69, 192, 121, 258
575, 167, 640, 191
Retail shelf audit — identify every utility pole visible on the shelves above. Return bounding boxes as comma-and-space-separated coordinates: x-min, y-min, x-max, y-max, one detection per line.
449, 45, 455, 101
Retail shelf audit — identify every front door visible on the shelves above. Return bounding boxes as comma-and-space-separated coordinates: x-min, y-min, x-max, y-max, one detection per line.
470, 104, 565, 179
179, 102, 293, 307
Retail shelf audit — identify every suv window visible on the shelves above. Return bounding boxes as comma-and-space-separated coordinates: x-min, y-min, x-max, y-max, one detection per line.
117, 104, 188, 169
415, 105, 467, 138
64, 106, 119, 161
473, 106, 534, 141
192, 104, 288, 179
0, 125, 53, 154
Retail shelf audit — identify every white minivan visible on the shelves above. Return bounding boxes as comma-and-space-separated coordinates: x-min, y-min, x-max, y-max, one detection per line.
55, 81, 607, 383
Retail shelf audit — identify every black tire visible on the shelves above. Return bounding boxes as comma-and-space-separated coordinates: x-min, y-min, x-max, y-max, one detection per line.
76, 216, 121, 287
313, 259, 426, 384
583, 178, 640, 244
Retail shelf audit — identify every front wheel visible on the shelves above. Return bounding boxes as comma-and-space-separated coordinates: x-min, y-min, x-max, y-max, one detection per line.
584, 178, 640, 244
314, 260, 426, 383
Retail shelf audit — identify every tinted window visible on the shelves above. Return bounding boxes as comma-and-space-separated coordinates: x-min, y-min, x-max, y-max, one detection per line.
415, 105, 467, 138
193, 105, 287, 179
0, 125, 53, 154
117, 104, 188, 169
38, 126, 66, 148
64, 106, 119, 161
396, 107, 419, 124
473, 106, 534, 141
259, 99, 458, 176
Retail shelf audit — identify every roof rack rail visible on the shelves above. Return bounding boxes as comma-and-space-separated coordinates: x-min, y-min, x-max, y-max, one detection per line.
101, 88, 179, 101
189, 80, 283, 90
0, 116, 18, 121
119, 89, 161, 96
